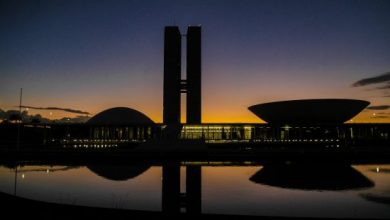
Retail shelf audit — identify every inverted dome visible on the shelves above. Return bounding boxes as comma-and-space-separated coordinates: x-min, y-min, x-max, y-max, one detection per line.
87, 164, 151, 181
248, 99, 369, 124
87, 107, 154, 125
250, 165, 374, 191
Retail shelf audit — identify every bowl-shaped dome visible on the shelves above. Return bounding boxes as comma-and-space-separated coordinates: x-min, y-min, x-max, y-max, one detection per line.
250, 165, 374, 191
87, 164, 150, 181
248, 99, 369, 124
87, 107, 154, 125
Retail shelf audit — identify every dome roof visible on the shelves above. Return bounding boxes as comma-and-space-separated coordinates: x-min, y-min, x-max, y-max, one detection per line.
87, 107, 154, 125
248, 99, 369, 124
87, 164, 151, 181
250, 165, 374, 191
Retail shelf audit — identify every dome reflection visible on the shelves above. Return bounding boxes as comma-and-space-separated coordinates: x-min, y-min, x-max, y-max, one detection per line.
87, 163, 151, 181
250, 164, 374, 191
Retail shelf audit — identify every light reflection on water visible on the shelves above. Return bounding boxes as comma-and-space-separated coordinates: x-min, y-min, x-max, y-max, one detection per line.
0, 163, 389, 218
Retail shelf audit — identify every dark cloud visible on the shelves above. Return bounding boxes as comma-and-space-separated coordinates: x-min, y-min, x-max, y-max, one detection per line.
19, 105, 90, 115
377, 112, 390, 115
352, 72, 390, 87
361, 193, 390, 206
0, 108, 90, 124
373, 116, 389, 119
366, 105, 390, 110
375, 84, 390, 90
54, 116, 91, 123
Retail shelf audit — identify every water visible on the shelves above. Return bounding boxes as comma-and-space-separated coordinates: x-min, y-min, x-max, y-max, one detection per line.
0, 162, 389, 218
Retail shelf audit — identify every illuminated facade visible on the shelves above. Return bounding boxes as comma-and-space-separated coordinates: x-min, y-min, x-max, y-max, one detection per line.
1, 123, 389, 148
36, 123, 389, 148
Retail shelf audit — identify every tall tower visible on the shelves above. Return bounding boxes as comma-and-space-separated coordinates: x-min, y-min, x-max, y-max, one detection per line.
163, 26, 181, 125
163, 26, 201, 127
186, 26, 202, 124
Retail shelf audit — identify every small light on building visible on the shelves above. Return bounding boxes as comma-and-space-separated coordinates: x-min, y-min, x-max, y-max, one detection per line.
376, 167, 380, 173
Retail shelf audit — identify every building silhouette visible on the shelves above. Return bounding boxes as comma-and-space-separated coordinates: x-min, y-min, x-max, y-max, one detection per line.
163, 27, 181, 125
186, 26, 202, 124
2, 26, 389, 149
163, 26, 202, 126
249, 99, 369, 125
162, 162, 201, 215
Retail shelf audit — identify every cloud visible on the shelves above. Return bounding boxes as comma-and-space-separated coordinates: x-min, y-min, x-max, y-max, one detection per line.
19, 105, 90, 115
377, 112, 390, 115
352, 72, 390, 87
361, 193, 390, 205
54, 116, 91, 123
376, 84, 390, 90
372, 112, 390, 118
0, 108, 90, 124
366, 105, 390, 110
373, 116, 389, 119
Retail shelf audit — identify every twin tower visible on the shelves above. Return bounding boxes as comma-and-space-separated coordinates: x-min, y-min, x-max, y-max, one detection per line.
163, 26, 201, 125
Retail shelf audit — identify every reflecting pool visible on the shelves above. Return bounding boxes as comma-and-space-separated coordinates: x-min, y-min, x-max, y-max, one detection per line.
0, 162, 389, 218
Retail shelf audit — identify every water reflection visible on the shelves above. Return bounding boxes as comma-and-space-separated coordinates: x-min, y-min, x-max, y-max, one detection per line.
250, 164, 374, 190
162, 161, 201, 215
18, 166, 79, 173
2, 162, 390, 218
0, 162, 20, 169
87, 164, 150, 181
361, 193, 390, 206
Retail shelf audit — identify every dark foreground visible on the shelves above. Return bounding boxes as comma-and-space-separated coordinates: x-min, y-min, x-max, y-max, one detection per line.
1, 144, 389, 219
0, 191, 381, 220
1, 144, 390, 164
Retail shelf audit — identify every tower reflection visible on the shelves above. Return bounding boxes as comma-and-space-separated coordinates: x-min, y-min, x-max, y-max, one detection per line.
162, 161, 180, 214
162, 161, 201, 215
250, 164, 374, 191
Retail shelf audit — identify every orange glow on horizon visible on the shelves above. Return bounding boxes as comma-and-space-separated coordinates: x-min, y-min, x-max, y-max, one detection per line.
3, 102, 390, 123
15, 110, 390, 124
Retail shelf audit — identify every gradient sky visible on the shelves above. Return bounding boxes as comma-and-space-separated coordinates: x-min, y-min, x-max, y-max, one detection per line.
1, 0, 390, 123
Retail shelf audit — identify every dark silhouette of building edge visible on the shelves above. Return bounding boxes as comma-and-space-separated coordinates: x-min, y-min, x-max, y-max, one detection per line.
249, 99, 370, 125
162, 27, 202, 215
163, 26, 201, 127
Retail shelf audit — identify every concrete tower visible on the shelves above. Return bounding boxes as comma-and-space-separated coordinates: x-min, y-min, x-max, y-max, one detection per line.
186, 26, 202, 124
163, 26, 202, 126
163, 26, 181, 125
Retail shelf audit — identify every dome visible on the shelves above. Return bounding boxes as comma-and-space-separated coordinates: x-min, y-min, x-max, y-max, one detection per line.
248, 99, 369, 124
87, 107, 154, 125
87, 164, 151, 181
250, 165, 374, 191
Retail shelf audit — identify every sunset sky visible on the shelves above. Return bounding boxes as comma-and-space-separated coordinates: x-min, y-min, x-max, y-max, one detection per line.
1, 0, 390, 123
